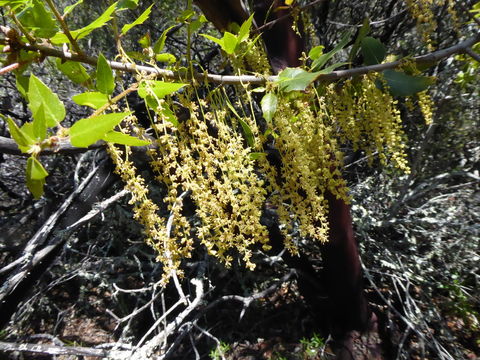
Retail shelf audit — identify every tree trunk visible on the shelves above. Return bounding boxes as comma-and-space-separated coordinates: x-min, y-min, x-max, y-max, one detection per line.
194, 0, 373, 357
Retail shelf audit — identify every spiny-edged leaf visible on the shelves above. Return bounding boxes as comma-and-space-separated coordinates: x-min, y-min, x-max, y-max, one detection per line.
26, 177, 45, 199
238, 14, 254, 43
222, 32, 238, 54
117, 0, 138, 10
138, 81, 186, 99
17, 0, 58, 38
261, 92, 278, 123
277, 67, 321, 92
349, 18, 370, 63
102, 131, 150, 146
96, 53, 114, 95
6, 117, 35, 148
72, 91, 109, 109
308, 45, 324, 60
311, 29, 353, 71
56, 59, 90, 84
361, 37, 386, 65
121, 4, 153, 34
155, 53, 176, 63
27, 156, 49, 180
238, 118, 254, 148
153, 25, 176, 53
50, 2, 117, 44
382, 70, 435, 96
70, 112, 132, 147
28, 74, 65, 127
32, 103, 47, 140
15, 74, 29, 98
63, 0, 84, 17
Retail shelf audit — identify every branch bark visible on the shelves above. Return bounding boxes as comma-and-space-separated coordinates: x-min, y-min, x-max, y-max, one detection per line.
9, 34, 477, 85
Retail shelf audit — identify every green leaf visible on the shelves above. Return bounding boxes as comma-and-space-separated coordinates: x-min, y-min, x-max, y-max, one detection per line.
96, 53, 114, 95
361, 37, 386, 65
6, 117, 35, 148
238, 14, 254, 43
72, 92, 109, 109
50, 2, 117, 44
238, 118, 254, 148
121, 4, 153, 34
26, 178, 45, 199
311, 30, 353, 71
32, 103, 47, 140
153, 25, 176, 53
27, 156, 48, 180
56, 59, 90, 84
28, 74, 65, 127
382, 70, 435, 96
70, 112, 131, 147
138, 81, 186, 99
155, 53, 176, 63
222, 32, 238, 55
201, 34, 224, 49
308, 45, 324, 60
138, 32, 151, 48
117, 0, 138, 10
277, 67, 321, 92
349, 18, 370, 63
17, 0, 58, 38
102, 131, 150, 146
249, 152, 266, 160
261, 92, 278, 123
15, 74, 29, 98
63, 0, 84, 17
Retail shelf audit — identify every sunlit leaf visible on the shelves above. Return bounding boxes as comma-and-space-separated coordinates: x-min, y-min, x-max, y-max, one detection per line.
56, 59, 90, 84
27, 156, 48, 180
138, 81, 186, 99
222, 32, 238, 54
277, 67, 321, 92
102, 131, 150, 146
155, 53, 176, 63
121, 4, 153, 34
72, 91, 109, 109
28, 74, 65, 127
153, 25, 176, 53
50, 2, 117, 44
17, 0, 58, 38
96, 53, 114, 95
63, 0, 84, 17
32, 103, 47, 140
6, 117, 35, 148
70, 112, 131, 147
261, 92, 278, 123
238, 14, 254, 43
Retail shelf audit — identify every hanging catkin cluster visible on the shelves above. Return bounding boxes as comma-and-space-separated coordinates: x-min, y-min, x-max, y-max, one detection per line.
108, 72, 416, 281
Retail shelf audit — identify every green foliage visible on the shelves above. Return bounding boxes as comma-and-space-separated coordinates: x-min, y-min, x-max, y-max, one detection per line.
261, 92, 278, 123
96, 53, 115, 95
310, 29, 352, 71
72, 92, 109, 109
300, 333, 325, 359
28, 74, 65, 127
69, 112, 132, 147
382, 70, 435, 96
121, 4, 153, 34
209, 341, 230, 360
56, 59, 90, 85
361, 37, 386, 65
17, 0, 58, 38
